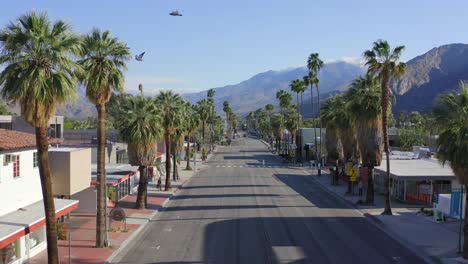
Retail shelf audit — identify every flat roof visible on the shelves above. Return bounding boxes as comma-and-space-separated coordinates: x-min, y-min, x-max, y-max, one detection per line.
49, 147, 87, 152
375, 159, 455, 180
91, 164, 139, 186
0, 199, 78, 249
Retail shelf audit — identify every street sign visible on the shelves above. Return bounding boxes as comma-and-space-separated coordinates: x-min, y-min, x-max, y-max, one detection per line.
350, 167, 357, 177
350, 176, 357, 182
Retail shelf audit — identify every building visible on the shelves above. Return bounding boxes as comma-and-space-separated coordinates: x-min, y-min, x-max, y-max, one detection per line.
0, 129, 78, 264
297, 128, 325, 161
0, 115, 64, 139
373, 157, 456, 205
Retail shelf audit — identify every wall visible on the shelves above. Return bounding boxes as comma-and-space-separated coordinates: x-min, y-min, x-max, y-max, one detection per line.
49, 148, 91, 196
0, 149, 42, 216
90, 142, 128, 164
10, 116, 64, 138
71, 187, 96, 213
69, 149, 92, 195
63, 129, 121, 142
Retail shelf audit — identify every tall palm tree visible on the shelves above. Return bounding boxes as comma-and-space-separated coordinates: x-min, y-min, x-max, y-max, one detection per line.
276, 90, 293, 113
156, 91, 184, 191
433, 82, 468, 258
270, 113, 284, 153
116, 95, 162, 209
307, 53, 324, 176
320, 96, 343, 185
346, 75, 383, 204
265, 104, 274, 116
331, 94, 360, 188
207, 89, 216, 151
223, 101, 231, 136
364, 40, 406, 215
301, 76, 309, 118
0, 12, 80, 263
185, 105, 200, 170
290, 79, 302, 114
197, 99, 210, 144
79, 28, 130, 246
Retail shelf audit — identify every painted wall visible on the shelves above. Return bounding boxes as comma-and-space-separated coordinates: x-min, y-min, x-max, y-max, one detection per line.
0, 149, 42, 216
49, 148, 91, 196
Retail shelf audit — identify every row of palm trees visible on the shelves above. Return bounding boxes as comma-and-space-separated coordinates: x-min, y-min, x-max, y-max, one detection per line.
223, 101, 238, 137
0, 12, 224, 263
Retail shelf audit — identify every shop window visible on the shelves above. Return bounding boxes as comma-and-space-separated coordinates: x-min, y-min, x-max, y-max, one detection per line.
13, 155, 20, 178
0, 239, 20, 264
33, 152, 38, 168
29, 226, 45, 250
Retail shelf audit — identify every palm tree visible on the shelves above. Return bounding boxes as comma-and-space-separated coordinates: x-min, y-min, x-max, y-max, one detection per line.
207, 89, 216, 151
79, 28, 130, 246
185, 105, 200, 170
197, 99, 210, 144
276, 90, 293, 113
301, 76, 309, 117
265, 104, 274, 116
284, 106, 300, 161
433, 82, 468, 258
307, 53, 324, 176
0, 12, 81, 263
156, 91, 184, 191
364, 39, 406, 215
223, 101, 231, 136
116, 95, 162, 209
330, 94, 360, 188
270, 113, 284, 153
346, 75, 383, 204
320, 96, 343, 185
290, 79, 302, 114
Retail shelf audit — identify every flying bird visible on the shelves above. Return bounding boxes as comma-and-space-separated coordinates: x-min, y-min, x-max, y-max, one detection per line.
170, 10, 182, 16
135, 52, 145, 61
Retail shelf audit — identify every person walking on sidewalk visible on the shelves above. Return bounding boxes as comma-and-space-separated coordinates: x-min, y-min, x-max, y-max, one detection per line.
358, 178, 363, 197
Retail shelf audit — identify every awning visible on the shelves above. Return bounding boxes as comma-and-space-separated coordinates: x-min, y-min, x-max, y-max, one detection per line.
0, 198, 79, 249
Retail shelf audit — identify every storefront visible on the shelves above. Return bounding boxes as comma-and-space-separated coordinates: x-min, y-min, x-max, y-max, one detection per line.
374, 159, 455, 205
0, 199, 78, 264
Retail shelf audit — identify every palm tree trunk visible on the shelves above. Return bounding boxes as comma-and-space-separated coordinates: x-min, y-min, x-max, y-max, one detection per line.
164, 133, 172, 191
186, 132, 192, 170
381, 76, 393, 215
172, 146, 179, 181
463, 187, 468, 259
135, 165, 147, 209
95, 103, 106, 247
317, 85, 322, 177
35, 125, 59, 264
366, 166, 375, 204
202, 121, 205, 145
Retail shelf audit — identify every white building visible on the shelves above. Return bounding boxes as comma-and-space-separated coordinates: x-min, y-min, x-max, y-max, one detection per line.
0, 129, 78, 264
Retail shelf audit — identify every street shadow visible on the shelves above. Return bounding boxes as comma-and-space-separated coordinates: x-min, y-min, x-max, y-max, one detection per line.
273, 173, 350, 209
161, 205, 314, 212
200, 217, 427, 264
170, 193, 282, 200
181, 184, 272, 190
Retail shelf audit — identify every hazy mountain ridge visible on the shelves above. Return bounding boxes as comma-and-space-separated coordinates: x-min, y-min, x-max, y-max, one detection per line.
183, 61, 365, 115
9, 43, 467, 119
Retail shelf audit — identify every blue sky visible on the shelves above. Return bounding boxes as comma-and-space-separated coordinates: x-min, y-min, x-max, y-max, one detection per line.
1, 0, 467, 94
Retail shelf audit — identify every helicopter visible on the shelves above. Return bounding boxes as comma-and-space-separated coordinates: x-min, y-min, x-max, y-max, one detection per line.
170, 10, 182, 16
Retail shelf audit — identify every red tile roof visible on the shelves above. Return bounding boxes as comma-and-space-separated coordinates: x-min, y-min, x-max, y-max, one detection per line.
0, 129, 63, 151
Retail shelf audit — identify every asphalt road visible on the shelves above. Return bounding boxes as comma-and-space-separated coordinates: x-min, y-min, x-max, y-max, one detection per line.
115, 135, 427, 264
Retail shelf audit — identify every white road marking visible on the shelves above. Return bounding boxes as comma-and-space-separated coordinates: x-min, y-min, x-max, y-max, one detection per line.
164, 227, 172, 232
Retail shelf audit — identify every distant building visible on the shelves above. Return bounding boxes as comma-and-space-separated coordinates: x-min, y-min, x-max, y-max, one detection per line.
0, 115, 64, 139
0, 129, 78, 263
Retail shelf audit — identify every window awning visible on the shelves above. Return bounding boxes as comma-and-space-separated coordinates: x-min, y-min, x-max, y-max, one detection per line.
0, 198, 78, 249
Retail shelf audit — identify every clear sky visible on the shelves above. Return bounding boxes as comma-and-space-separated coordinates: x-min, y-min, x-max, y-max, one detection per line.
1, 0, 467, 94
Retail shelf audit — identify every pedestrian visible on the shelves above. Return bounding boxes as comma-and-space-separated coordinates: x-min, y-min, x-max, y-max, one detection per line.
157, 177, 162, 191
358, 178, 363, 197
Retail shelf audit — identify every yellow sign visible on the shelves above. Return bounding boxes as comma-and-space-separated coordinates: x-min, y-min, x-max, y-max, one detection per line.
350, 176, 357, 182
350, 167, 357, 177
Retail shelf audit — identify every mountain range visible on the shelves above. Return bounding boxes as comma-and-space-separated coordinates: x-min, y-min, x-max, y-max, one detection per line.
5, 43, 466, 119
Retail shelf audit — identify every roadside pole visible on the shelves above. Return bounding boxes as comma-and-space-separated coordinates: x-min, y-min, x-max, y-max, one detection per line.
458, 186, 464, 253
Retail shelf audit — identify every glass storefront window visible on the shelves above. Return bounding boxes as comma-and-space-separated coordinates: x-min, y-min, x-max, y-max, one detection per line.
29, 226, 45, 250
0, 240, 20, 264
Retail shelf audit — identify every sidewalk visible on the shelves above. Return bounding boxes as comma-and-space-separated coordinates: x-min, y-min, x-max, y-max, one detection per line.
30, 154, 210, 264
307, 170, 465, 264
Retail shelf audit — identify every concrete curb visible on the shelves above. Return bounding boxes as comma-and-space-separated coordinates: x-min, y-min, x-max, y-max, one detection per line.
105, 175, 193, 264
303, 171, 437, 264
